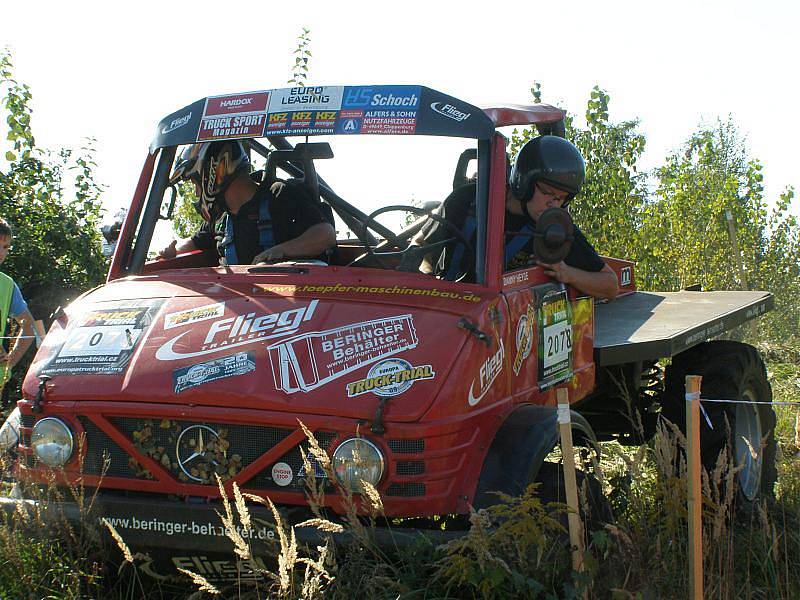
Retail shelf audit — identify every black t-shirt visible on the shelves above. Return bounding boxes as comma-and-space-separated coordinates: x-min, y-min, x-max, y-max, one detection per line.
422, 183, 605, 279
192, 181, 328, 265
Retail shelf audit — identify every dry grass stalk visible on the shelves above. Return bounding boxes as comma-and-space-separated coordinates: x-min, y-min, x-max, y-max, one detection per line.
266, 496, 299, 595
101, 517, 133, 563
298, 541, 335, 598
233, 480, 251, 533
361, 481, 384, 517
215, 474, 250, 560
300, 447, 326, 519
177, 567, 221, 596
297, 419, 331, 473
295, 518, 344, 534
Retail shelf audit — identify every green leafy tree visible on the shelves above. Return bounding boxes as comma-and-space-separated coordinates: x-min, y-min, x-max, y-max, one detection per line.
1, 48, 108, 393
288, 27, 312, 87
641, 120, 799, 342
171, 180, 202, 238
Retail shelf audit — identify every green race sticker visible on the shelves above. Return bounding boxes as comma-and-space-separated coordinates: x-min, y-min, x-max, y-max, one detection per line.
535, 284, 573, 390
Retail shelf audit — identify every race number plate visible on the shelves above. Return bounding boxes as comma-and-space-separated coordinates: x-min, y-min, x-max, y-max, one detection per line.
534, 284, 573, 390
42, 300, 161, 375
543, 319, 572, 370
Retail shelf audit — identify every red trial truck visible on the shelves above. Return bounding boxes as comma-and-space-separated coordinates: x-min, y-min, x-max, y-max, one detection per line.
1, 85, 775, 583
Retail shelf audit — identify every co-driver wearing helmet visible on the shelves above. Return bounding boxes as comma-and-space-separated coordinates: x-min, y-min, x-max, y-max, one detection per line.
159, 141, 336, 265
418, 136, 618, 300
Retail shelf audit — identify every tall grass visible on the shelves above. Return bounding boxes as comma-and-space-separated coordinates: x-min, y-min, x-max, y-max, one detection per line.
2, 348, 799, 598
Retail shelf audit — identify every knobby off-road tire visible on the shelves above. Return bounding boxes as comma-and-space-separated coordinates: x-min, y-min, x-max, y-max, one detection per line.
662, 341, 777, 503
534, 461, 614, 532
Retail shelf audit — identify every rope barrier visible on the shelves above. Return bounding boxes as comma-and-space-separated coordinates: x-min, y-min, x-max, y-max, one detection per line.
685, 395, 800, 430
700, 398, 800, 407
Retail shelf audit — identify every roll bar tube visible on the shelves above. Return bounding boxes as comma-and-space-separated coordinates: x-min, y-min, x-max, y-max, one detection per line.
128, 147, 176, 274
475, 138, 491, 285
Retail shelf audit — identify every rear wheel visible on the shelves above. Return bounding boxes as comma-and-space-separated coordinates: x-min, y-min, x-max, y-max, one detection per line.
662, 341, 776, 503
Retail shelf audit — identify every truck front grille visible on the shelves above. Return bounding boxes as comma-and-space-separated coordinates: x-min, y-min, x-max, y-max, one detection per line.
78, 417, 152, 479
388, 439, 424, 454
247, 431, 337, 492
386, 483, 426, 497
110, 417, 295, 484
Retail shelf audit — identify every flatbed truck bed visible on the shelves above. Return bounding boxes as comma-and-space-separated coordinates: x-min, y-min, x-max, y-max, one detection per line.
594, 290, 773, 366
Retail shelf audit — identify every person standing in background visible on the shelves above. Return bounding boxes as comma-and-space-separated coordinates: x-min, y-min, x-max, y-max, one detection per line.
0, 217, 35, 393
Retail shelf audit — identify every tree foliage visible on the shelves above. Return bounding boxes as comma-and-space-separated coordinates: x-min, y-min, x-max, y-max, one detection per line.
0, 48, 107, 320
510, 85, 800, 345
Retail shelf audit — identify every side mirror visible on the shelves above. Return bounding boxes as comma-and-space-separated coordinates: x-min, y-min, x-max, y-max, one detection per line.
533, 207, 574, 264
159, 186, 177, 220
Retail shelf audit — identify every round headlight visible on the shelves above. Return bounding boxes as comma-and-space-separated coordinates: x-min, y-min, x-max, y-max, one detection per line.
31, 418, 74, 467
332, 438, 384, 493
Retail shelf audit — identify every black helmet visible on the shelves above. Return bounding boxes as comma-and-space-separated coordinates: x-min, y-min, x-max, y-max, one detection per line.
509, 136, 585, 205
169, 141, 250, 216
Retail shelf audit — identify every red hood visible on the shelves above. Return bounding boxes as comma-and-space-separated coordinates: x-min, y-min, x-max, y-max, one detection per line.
25, 270, 489, 422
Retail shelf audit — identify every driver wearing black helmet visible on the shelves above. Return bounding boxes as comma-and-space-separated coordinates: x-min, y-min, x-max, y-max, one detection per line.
159, 141, 336, 265
419, 136, 618, 300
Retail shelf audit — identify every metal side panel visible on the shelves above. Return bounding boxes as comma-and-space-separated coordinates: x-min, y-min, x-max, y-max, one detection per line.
593, 290, 773, 366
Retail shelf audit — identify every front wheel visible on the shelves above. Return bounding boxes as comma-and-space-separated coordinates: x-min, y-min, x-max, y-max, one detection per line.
662, 341, 777, 503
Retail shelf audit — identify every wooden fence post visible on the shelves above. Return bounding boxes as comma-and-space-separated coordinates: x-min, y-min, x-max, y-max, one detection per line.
686, 375, 703, 600
557, 387, 585, 577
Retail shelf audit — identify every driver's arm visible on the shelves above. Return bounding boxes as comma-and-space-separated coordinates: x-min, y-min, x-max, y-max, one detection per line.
538, 261, 619, 300
252, 183, 336, 264
254, 222, 336, 263
158, 220, 214, 259
158, 238, 199, 259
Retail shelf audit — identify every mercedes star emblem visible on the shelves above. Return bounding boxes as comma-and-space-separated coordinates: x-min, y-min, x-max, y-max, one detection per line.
176, 424, 222, 482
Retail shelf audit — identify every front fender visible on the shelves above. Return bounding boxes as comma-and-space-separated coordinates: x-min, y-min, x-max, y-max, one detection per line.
472, 404, 599, 509
473, 404, 558, 509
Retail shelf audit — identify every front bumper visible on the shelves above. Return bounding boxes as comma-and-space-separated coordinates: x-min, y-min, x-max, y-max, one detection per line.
0, 490, 463, 555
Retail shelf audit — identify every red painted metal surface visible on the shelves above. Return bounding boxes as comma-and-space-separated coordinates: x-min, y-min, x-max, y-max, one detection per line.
18, 137, 598, 524
482, 104, 566, 127
108, 152, 158, 281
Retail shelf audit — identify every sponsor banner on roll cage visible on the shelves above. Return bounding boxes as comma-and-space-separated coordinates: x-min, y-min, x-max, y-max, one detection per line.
198, 92, 271, 141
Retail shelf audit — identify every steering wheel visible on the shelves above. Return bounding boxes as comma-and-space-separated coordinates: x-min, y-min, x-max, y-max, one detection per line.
348, 205, 475, 281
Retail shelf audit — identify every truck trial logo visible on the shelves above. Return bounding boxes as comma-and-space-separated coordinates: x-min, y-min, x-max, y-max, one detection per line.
346, 358, 435, 398
268, 315, 418, 394
156, 300, 318, 361
468, 340, 504, 406
176, 425, 222, 483
430, 102, 471, 122
164, 302, 225, 330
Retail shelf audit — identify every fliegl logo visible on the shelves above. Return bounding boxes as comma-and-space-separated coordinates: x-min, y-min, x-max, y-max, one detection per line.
156, 300, 318, 361
346, 358, 435, 398
161, 112, 192, 135
468, 340, 504, 406
430, 102, 471, 122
